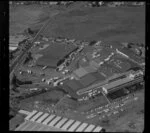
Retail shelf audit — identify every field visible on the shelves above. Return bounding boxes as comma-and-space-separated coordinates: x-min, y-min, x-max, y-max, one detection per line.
105, 90, 144, 132
18, 89, 66, 112
41, 6, 145, 44
36, 42, 77, 67
9, 4, 61, 35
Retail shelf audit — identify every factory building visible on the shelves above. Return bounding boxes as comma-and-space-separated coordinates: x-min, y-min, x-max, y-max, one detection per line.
102, 76, 133, 94
79, 73, 97, 87
15, 110, 105, 132
73, 67, 88, 79
118, 47, 145, 65
102, 72, 144, 94
65, 79, 83, 91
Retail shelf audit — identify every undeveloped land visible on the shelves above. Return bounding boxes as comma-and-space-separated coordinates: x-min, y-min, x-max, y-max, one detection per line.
42, 6, 145, 44
9, 4, 60, 35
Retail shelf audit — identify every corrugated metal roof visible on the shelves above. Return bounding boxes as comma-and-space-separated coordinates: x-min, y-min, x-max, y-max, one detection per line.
15, 121, 65, 131
61, 119, 75, 130
48, 116, 62, 127
80, 73, 97, 87
68, 121, 81, 131
84, 124, 95, 132
93, 126, 103, 132
84, 66, 97, 73
55, 118, 68, 128
25, 110, 38, 120
102, 76, 132, 90
66, 80, 83, 91
42, 115, 56, 125
16, 111, 104, 132
75, 123, 88, 131
91, 72, 106, 81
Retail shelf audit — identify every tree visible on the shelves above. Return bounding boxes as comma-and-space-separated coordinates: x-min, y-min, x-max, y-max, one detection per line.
101, 118, 110, 126
23, 52, 33, 64
11, 74, 18, 87
27, 28, 34, 35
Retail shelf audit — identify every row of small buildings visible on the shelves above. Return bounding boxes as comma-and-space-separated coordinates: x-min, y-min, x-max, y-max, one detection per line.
15, 109, 105, 132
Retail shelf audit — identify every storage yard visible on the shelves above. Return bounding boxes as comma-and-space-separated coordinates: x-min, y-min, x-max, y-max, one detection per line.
9, 1, 145, 132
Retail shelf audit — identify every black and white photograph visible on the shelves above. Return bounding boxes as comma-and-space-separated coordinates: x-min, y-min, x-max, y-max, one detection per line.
9, 1, 145, 132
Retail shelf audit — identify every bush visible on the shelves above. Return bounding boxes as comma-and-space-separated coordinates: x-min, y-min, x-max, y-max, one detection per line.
23, 52, 33, 64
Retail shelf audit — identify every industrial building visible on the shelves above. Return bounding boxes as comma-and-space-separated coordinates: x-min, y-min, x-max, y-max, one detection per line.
15, 110, 105, 132
89, 60, 99, 69
65, 79, 83, 91
102, 71, 144, 94
79, 73, 97, 87
73, 67, 88, 79
84, 65, 97, 73
117, 47, 145, 65
102, 76, 133, 94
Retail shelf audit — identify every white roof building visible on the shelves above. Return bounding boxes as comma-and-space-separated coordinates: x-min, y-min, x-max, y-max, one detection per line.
16, 110, 105, 132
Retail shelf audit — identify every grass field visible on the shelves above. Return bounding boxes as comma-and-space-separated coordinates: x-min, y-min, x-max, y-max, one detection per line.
42, 6, 145, 44
19, 89, 66, 111
9, 4, 60, 35
37, 42, 76, 67
106, 90, 144, 132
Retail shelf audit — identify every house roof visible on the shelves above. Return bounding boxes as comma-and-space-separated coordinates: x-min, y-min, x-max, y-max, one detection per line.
102, 76, 132, 90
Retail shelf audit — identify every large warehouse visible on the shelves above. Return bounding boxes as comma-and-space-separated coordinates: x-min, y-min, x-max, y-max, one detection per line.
15, 110, 105, 132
